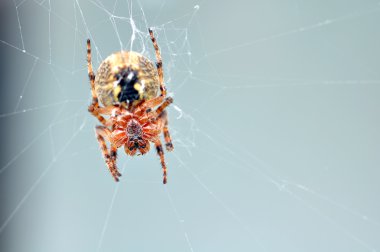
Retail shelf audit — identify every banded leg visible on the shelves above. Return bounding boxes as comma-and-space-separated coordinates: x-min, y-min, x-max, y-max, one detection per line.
143, 97, 173, 124
159, 111, 174, 151
134, 96, 165, 115
148, 28, 166, 97
110, 145, 121, 177
87, 39, 98, 106
155, 97, 173, 115
154, 139, 168, 184
87, 39, 107, 125
89, 106, 108, 125
95, 126, 121, 181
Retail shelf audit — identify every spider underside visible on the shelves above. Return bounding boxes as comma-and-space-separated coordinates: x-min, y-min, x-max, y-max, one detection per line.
86, 29, 174, 184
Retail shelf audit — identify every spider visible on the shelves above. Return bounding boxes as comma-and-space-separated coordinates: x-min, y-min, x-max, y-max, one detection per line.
86, 29, 174, 184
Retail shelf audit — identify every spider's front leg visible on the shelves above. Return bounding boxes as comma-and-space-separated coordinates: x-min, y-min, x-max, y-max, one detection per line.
87, 39, 108, 126
95, 126, 122, 181
148, 28, 166, 97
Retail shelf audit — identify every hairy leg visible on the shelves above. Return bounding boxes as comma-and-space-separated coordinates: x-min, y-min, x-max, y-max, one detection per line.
148, 28, 166, 97
95, 125, 121, 181
87, 39, 97, 105
134, 96, 165, 115
87, 39, 108, 125
110, 145, 120, 176
154, 139, 168, 184
155, 97, 173, 116
159, 111, 174, 151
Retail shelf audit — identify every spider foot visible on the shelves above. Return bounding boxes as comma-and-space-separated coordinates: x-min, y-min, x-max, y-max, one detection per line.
88, 104, 95, 113
165, 142, 174, 152
115, 169, 122, 177
112, 174, 121, 182
88, 104, 97, 113
110, 169, 122, 182
107, 161, 122, 182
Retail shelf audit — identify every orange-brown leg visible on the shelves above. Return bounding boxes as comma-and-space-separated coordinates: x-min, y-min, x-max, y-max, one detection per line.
159, 111, 174, 151
148, 28, 166, 97
141, 97, 173, 124
87, 39, 107, 125
95, 126, 121, 181
154, 139, 168, 184
155, 97, 173, 116
134, 96, 165, 116
110, 145, 118, 170
87, 39, 97, 105
89, 106, 108, 126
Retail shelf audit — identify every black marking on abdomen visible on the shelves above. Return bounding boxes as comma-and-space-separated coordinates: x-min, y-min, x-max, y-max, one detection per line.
115, 67, 140, 103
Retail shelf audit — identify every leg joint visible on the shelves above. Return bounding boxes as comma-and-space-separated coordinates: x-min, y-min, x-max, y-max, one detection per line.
156, 145, 164, 155
88, 72, 95, 81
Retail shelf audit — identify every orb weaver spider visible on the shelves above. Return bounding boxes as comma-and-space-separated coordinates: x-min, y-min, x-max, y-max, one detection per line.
86, 29, 173, 184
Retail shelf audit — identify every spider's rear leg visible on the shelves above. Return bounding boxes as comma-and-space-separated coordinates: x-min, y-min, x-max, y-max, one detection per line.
95, 126, 121, 181
110, 145, 121, 177
154, 139, 168, 184
155, 97, 173, 151
159, 110, 174, 151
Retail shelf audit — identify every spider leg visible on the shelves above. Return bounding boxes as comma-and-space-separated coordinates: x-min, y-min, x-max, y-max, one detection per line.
95, 125, 122, 181
97, 106, 118, 115
148, 30, 175, 153
148, 28, 166, 97
87, 39, 107, 125
155, 97, 173, 116
159, 111, 174, 151
154, 139, 168, 184
140, 97, 173, 124
134, 96, 165, 116
87, 39, 97, 105
110, 145, 121, 177
89, 106, 108, 126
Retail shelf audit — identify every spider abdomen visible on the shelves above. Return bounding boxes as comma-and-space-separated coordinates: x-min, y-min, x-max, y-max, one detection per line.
94, 51, 160, 108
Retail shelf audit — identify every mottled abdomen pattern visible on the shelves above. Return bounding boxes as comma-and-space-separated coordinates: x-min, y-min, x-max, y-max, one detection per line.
94, 51, 160, 107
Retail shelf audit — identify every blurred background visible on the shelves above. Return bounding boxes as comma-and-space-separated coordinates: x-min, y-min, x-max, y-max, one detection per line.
0, 0, 380, 251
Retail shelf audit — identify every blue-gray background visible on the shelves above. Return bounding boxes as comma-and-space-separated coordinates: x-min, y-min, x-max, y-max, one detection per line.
1, 0, 380, 251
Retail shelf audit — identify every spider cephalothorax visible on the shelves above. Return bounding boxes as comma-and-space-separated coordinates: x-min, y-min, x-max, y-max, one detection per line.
113, 115, 153, 156
87, 29, 173, 184
125, 120, 148, 152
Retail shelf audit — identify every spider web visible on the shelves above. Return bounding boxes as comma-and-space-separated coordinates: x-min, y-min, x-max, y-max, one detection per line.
1, 0, 380, 251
